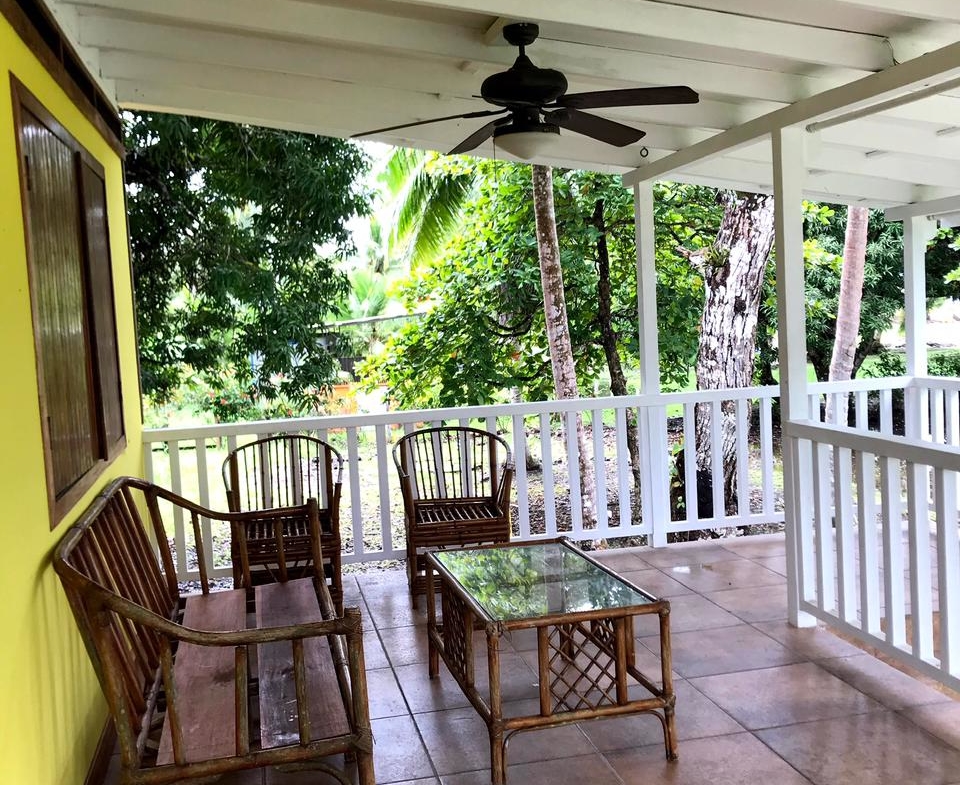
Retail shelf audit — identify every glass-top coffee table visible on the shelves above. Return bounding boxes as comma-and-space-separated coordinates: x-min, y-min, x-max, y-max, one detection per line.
425, 537, 677, 784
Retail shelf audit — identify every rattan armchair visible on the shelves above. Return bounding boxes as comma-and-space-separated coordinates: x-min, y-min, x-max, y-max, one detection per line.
393, 426, 514, 605
223, 434, 344, 611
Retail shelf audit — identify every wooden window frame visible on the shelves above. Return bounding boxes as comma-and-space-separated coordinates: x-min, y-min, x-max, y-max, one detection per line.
12, 77, 126, 527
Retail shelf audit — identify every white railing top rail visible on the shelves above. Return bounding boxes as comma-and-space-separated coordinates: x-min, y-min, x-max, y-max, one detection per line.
785, 419, 960, 470
809, 376, 910, 393
143, 385, 788, 442
910, 375, 960, 392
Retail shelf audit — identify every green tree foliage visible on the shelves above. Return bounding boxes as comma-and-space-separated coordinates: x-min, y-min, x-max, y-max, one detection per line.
651, 183, 723, 389
802, 206, 959, 381
125, 112, 371, 405
380, 148, 477, 268
359, 158, 714, 408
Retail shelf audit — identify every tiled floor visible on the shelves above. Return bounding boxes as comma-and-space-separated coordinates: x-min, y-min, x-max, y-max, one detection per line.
103, 534, 960, 785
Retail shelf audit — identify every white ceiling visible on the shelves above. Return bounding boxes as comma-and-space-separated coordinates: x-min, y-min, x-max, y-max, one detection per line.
44, 0, 960, 206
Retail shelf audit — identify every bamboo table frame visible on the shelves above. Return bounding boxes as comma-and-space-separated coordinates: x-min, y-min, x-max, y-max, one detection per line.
425, 537, 677, 785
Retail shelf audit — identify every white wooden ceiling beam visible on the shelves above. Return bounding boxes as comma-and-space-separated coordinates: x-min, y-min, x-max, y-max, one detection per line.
885, 194, 960, 221
372, 0, 893, 70
73, 8, 858, 107
101, 51, 716, 152
815, 118, 960, 160
729, 140, 960, 191
829, 0, 960, 23
79, 15, 960, 131
624, 40, 960, 185
94, 43, 752, 132
674, 159, 944, 206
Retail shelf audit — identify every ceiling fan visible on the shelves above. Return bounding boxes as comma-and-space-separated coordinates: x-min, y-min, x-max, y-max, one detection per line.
353, 22, 699, 159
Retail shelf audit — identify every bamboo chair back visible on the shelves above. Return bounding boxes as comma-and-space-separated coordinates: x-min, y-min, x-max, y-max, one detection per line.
222, 435, 345, 608
393, 426, 514, 603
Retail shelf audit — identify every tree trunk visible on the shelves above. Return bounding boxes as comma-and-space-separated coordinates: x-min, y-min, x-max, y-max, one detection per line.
695, 191, 776, 514
532, 164, 597, 527
591, 197, 643, 512
826, 206, 869, 427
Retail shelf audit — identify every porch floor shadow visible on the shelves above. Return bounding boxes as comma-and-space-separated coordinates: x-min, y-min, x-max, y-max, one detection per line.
100, 534, 960, 785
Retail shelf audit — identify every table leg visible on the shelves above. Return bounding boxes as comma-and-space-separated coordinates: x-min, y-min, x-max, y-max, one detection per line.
487, 631, 506, 784
659, 606, 678, 760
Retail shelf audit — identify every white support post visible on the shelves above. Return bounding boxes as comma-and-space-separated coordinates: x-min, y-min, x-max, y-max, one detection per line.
634, 180, 670, 546
903, 215, 936, 439
773, 126, 816, 628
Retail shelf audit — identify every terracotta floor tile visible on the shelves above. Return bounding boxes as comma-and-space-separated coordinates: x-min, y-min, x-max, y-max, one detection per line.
718, 535, 787, 559
692, 662, 883, 729
442, 752, 625, 785
414, 705, 595, 775
367, 667, 409, 719
646, 623, 803, 678
614, 567, 696, 598
753, 555, 788, 576
363, 634, 391, 670
370, 715, 435, 783
758, 710, 960, 785
606, 732, 813, 785
637, 543, 746, 569
704, 583, 790, 623
394, 662, 473, 713
632, 592, 740, 636
664, 558, 785, 593
378, 624, 431, 667
364, 594, 428, 630
589, 548, 652, 573
751, 620, 866, 660
580, 680, 743, 751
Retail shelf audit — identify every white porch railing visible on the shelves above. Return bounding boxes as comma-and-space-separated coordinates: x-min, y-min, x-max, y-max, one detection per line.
785, 374, 960, 692
143, 377, 913, 585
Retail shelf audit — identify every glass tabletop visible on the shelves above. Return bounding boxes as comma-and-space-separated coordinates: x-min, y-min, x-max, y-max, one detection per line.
433, 541, 656, 622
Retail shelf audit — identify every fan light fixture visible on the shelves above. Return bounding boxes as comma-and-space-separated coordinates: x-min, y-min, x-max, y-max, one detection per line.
494, 123, 560, 161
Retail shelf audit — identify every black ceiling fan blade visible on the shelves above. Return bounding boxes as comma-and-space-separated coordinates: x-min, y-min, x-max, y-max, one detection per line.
546, 108, 645, 147
556, 86, 699, 110
351, 109, 507, 139
448, 116, 510, 155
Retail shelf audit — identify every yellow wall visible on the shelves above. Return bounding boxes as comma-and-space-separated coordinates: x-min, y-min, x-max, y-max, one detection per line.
0, 14, 143, 784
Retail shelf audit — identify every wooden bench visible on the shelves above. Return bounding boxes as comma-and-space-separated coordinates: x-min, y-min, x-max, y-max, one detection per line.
53, 477, 374, 785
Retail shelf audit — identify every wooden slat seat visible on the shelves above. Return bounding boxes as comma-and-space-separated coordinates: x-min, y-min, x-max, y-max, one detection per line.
256, 578, 351, 747
157, 589, 247, 765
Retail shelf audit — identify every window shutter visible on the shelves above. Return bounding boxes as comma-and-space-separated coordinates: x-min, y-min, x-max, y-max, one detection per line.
20, 108, 97, 496
80, 160, 124, 451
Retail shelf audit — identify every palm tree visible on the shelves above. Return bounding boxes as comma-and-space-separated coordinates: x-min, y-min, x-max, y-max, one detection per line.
380, 147, 476, 270
826, 205, 869, 426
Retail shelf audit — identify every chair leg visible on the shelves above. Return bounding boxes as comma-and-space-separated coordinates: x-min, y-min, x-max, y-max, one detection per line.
330, 549, 343, 616
406, 536, 419, 609
231, 543, 242, 589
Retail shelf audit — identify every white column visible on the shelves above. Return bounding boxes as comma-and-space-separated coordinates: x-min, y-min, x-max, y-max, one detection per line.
635, 182, 659, 396
772, 126, 816, 627
634, 180, 670, 546
903, 215, 936, 439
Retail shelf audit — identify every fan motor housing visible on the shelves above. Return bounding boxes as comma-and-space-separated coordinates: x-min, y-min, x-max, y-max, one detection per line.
481, 59, 568, 107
